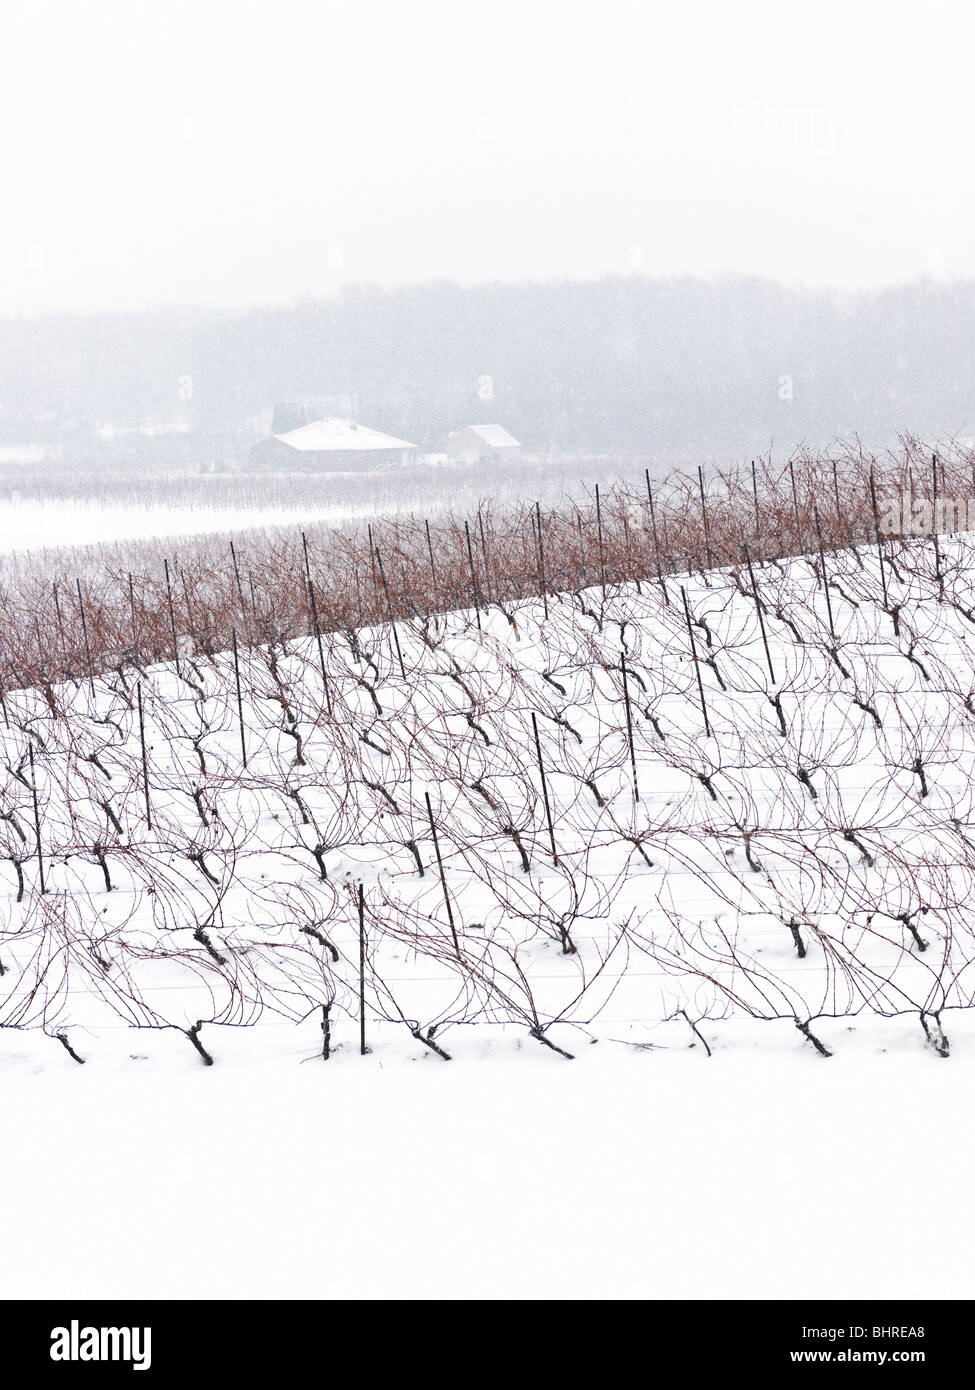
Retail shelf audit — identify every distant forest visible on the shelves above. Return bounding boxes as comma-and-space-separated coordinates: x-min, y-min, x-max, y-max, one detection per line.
1, 275, 973, 457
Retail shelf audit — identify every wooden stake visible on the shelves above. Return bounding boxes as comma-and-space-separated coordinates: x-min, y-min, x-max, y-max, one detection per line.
813, 505, 836, 641
932, 452, 942, 589
302, 532, 332, 713
163, 559, 180, 675
367, 524, 381, 624
868, 467, 890, 610
535, 500, 549, 620
76, 578, 95, 696
53, 582, 68, 678
28, 743, 45, 894
248, 572, 259, 626
788, 460, 804, 554
742, 542, 776, 685
126, 573, 139, 663
464, 521, 482, 631
698, 465, 713, 568
531, 712, 559, 865
478, 509, 491, 604
595, 484, 607, 598
681, 587, 712, 738
307, 580, 332, 714
751, 460, 761, 551
646, 470, 669, 604
137, 680, 152, 829
375, 546, 407, 680
230, 539, 247, 613
424, 518, 437, 611
301, 530, 313, 587
232, 627, 247, 768
425, 790, 460, 956
620, 651, 640, 802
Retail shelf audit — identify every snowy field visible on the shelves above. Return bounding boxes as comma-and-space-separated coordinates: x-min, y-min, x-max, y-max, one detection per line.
5, 1027, 975, 1301
0, 451, 674, 563
5, 526, 975, 1298
0, 495, 378, 554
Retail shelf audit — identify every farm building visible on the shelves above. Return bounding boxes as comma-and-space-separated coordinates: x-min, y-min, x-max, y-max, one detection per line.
446, 424, 522, 463
249, 418, 418, 472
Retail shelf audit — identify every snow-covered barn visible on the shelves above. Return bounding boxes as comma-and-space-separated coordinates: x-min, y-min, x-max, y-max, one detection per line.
446, 424, 522, 463
249, 418, 418, 472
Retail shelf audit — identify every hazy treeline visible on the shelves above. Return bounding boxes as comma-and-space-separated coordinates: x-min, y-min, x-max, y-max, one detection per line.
1, 275, 973, 455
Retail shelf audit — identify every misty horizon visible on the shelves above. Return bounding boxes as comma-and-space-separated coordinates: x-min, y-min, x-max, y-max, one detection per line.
2, 272, 972, 461
4, 264, 973, 327
5, 0, 974, 315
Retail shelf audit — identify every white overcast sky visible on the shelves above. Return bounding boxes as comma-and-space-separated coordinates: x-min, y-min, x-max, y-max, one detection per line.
2, 0, 971, 314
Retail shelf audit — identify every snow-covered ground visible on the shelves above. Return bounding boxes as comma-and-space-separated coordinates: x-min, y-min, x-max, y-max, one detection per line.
7, 1011, 973, 1301
0, 496, 382, 553
0, 453, 673, 561
4, 1019, 975, 1300
4, 532, 975, 1298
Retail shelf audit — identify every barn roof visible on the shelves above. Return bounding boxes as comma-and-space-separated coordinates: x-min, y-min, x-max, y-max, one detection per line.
273, 418, 417, 452
455, 424, 521, 448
